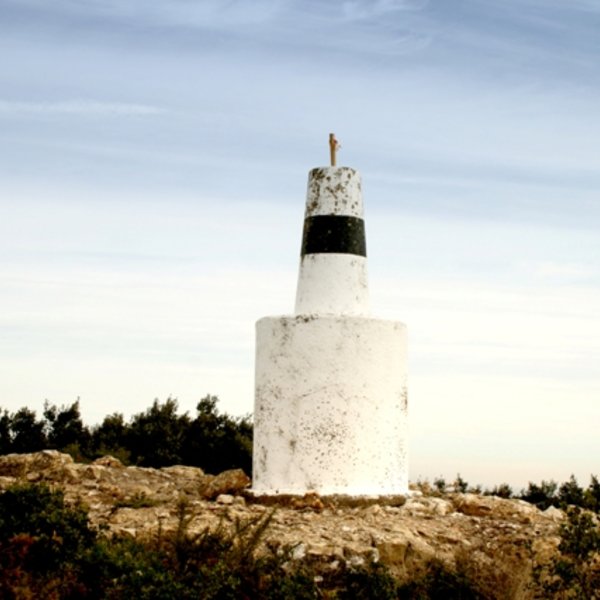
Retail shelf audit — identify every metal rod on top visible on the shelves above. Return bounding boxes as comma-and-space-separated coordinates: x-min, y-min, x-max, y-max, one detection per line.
329, 133, 339, 166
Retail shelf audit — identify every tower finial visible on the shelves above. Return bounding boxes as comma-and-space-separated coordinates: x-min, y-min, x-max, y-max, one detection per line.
329, 133, 339, 166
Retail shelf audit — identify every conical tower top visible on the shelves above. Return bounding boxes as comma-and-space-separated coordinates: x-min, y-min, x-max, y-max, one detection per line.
294, 135, 369, 315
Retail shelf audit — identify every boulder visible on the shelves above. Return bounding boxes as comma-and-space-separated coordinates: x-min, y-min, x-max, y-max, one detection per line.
454, 493, 539, 523
0, 449, 73, 478
201, 469, 251, 499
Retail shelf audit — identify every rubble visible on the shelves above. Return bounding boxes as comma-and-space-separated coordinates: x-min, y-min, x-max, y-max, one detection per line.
0, 451, 561, 584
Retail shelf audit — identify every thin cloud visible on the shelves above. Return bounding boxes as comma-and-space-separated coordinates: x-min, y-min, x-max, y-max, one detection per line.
341, 0, 427, 20
532, 261, 599, 283
2, 0, 286, 28
2, 0, 433, 57
0, 99, 166, 117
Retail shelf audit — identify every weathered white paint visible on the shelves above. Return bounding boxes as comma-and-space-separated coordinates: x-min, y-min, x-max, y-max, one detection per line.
252, 165, 409, 496
294, 254, 369, 316
253, 316, 408, 495
294, 166, 369, 315
304, 166, 363, 218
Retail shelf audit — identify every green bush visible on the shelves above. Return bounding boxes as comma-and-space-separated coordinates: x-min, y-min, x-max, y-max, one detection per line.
9, 407, 47, 453
583, 475, 600, 513
536, 506, 600, 599
0, 484, 318, 599
44, 399, 92, 459
520, 480, 558, 510
433, 477, 446, 494
0, 483, 99, 598
125, 397, 190, 468
0, 483, 96, 569
181, 395, 253, 475
454, 474, 469, 493
558, 475, 585, 509
485, 483, 513, 499
0, 483, 490, 599
397, 559, 484, 600
1, 395, 253, 476
336, 562, 399, 599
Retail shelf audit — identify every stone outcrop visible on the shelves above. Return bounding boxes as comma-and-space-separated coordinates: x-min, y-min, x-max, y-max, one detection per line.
0, 451, 562, 590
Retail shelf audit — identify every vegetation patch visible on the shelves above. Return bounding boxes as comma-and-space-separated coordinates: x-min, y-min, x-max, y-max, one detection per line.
1, 482, 598, 598
0, 395, 252, 476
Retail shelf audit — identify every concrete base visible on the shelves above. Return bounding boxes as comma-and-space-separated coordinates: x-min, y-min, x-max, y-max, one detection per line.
252, 315, 408, 496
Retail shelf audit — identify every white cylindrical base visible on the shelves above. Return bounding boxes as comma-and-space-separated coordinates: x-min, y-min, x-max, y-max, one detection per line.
253, 315, 408, 496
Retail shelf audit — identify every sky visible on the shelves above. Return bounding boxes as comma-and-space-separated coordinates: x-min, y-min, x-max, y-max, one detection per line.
1, 0, 599, 491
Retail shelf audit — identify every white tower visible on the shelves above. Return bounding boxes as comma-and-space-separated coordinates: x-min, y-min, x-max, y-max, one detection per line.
252, 137, 408, 496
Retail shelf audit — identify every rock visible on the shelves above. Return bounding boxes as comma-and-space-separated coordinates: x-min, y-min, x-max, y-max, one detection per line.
543, 505, 564, 522
0, 450, 563, 589
290, 543, 307, 561
161, 465, 204, 478
401, 495, 453, 518
216, 494, 234, 505
83, 465, 102, 480
116, 527, 137, 537
201, 469, 251, 499
0, 449, 73, 478
363, 504, 382, 517
423, 496, 453, 516
291, 493, 325, 511
93, 455, 124, 468
453, 493, 539, 523
454, 493, 495, 517
347, 555, 365, 567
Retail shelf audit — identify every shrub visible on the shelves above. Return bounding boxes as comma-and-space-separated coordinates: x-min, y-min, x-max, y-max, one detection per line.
558, 475, 585, 509
0, 483, 98, 598
520, 480, 558, 510
485, 483, 513, 499
181, 395, 253, 475
0, 409, 11, 455
44, 399, 92, 459
397, 558, 484, 599
336, 562, 399, 599
127, 397, 189, 467
9, 407, 47, 453
584, 475, 600, 513
0, 483, 96, 569
535, 506, 600, 598
433, 477, 447, 494
90, 412, 131, 465
454, 474, 469, 493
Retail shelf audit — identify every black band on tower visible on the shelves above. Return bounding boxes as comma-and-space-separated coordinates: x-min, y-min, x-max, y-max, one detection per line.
301, 215, 367, 257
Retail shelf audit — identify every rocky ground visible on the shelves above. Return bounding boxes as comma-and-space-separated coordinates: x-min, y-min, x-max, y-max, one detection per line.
0, 450, 565, 596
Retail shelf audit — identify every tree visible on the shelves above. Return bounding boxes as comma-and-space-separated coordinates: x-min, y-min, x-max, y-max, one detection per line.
0, 410, 11, 455
558, 475, 584, 508
486, 483, 513, 499
454, 474, 468, 493
537, 506, 600, 598
520, 480, 558, 510
584, 475, 600, 513
10, 408, 47, 453
127, 398, 189, 467
43, 400, 91, 458
91, 412, 130, 463
181, 395, 252, 475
